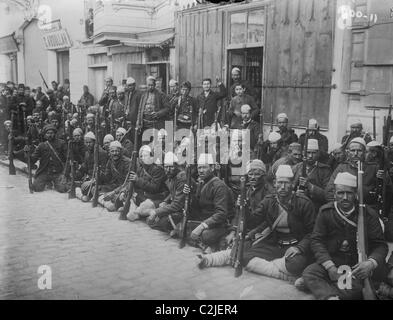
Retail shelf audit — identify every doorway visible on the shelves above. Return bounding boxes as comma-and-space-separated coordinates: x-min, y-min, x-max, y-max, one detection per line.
57, 50, 70, 83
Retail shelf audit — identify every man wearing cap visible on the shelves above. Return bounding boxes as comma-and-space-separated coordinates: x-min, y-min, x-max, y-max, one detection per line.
70, 128, 86, 166
136, 76, 170, 133
183, 153, 232, 251
61, 95, 76, 116
103, 134, 114, 154
229, 67, 256, 100
75, 131, 108, 202
325, 137, 392, 208
99, 77, 113, 106
120, 144, 168, 219
341, 120, 372, 149
25, 124, 68, 193
0, 86, 9, 153
223, 159, 273, 248
173, 81, 197, 130
124, 77, 141, 128
168, 79, 180, 115
276, 113, 298, 149
196, 78, 227, 128
299, 119, 329, 163
327, 142, 346, 172
108, 86, 126, 133
116, 127, 133, 158
301, 172, 389, 300
198, 165, 315, 280
366, 140, 383, 164
77, 85, 95, 117
260, 131, 285, 167
98, 140, 131, 211
145, 151, 190, 234
84, 113, 95, 135
269, 142, 302, 181
228, 84, 258, 128
237, 104, 260, 153
292, 139, 332, 212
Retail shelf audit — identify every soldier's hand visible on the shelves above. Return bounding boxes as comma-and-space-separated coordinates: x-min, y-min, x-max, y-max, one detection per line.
352, 260, 375, 280
191, 223, 206, 240
183, 184, 191, 195
299, 177, 308, 189
225, 231, 236, 246
284, 246, 300, 258
128, 172, 137, 182
151, 112, 158, 120
327, 266, 340, 282
158, 202, 166, 208
376, 170, 384, 180
146, 210, 157, 224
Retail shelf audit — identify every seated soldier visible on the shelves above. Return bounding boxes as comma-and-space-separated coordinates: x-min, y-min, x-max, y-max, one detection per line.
145, 151, 190, 235
376, 252, 393, 299
197, 165, 315, 282
222, 159, 273, 249
183, 153, 231, 252
116, 127, 133, 158
75, 131, 108, 202
299, 119, 329, 163
259, 131, 285, 169
120, 144, 168, 220
341, 120, 372, 149
25, 124, 68, 193
301, 172, 389, 300
292, 139, 332, 212
97, 140, 131, 212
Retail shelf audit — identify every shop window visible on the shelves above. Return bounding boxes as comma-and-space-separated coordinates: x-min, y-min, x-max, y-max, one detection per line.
229, 9, 264, 46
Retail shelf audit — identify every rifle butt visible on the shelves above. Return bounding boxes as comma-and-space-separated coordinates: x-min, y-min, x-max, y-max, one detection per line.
9, 161, 16, 175
362, 279, 378, 300
234, 264, 243, 278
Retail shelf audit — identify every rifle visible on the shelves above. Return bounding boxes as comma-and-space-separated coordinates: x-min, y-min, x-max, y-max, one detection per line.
214, 110, 221, 179
179, 163, 192, 248
92, 111, 100, 207
119, 126, 139, 220
357, 160, 378, 300
299, 129, 309, 191
270, 104, 274, 132
25, 122, 33, 193
39, 70, 49, 90
231, 175, 247, 277
8, 112, 16, 175
68, 123, 76, 199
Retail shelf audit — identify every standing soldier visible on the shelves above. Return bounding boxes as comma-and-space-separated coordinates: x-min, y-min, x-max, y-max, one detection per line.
136, 76, 170, 134
228, 84, 258, 128
102, 134, 114, 155
301, 172, 389, 300
0, 85, 8, 153
341, 120, 372, 149
173, 81, 197, 131
124, 77, 141, 129
77, 85, 95, 117
196, 78, 226, 128
25, 124, 68, 193
292, 139, 332, 212
99, 77, 113, 106
276, 113, 298, 149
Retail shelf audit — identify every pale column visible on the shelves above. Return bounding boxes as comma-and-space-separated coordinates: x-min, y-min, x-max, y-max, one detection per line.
47, 50, 58, 83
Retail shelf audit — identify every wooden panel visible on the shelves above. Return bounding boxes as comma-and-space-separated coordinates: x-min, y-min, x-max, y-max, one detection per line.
264, 0, 334, 128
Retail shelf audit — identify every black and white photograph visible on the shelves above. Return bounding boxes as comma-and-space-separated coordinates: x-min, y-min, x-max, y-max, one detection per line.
0, 0, 393, 305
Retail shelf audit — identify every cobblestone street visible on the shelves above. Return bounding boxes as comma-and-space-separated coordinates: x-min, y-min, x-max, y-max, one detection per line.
0, 165, 313, 300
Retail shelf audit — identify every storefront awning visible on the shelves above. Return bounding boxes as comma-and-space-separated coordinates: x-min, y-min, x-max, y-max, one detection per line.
0, 33, 18, 54
121, 30, 174, 48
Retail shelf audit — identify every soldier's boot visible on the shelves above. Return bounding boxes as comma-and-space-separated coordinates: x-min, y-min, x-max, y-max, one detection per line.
245, 257, 291, 281
197, 249, 231, 269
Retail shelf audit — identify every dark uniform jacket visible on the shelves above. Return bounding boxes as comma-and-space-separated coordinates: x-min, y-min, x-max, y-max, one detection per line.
229, 80, 256, 100
76, 146, 108, 180
31, 139, 67, 177
71, 141, 86, 166
121, 138, 133, 158
155, 170, 188, 218
299, 131, 329, 163
238, 119, 260, 151
102, 155, 131, 188
292, 161, 332, 211
171, 95, 198, 129
137, 89, 170, 129
277, 128, 298, 148
125, 89, 142, 126
341, 132, 372, 149
196, 84, 226, 128
325, 162, 393, 205
134, 160, 168, 201
228, 94, 258, 127
310, 202, 388, 268
78, 93, 95, 109
192, 175, 229, 228
248, 193, 316, 254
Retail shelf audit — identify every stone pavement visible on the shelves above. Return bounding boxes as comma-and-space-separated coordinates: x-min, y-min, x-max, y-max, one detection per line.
0, 164, 313, 300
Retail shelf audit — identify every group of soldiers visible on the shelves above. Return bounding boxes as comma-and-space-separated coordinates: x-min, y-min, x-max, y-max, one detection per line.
1, 66, 393, 300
